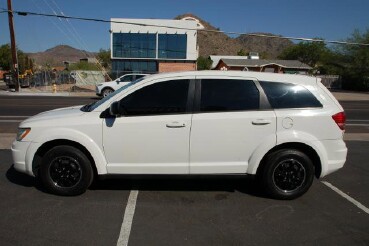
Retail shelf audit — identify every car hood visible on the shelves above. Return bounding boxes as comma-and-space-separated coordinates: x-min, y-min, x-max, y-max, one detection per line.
20, 105, 85, 126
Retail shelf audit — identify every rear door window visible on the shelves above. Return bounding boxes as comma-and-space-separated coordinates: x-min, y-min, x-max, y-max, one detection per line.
200, 79, 260, 112
260, 81, 322, 109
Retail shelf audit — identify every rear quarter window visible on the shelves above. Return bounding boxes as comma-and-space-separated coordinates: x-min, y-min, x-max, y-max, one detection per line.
260, 81, 322, 109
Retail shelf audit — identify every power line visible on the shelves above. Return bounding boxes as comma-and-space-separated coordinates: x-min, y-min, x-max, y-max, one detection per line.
1, 8, 369, 46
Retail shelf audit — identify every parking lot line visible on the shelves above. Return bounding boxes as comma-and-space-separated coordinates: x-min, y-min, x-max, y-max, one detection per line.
346, 123, 369, 126
322, 181, 369, 214
117, 190, 139, 246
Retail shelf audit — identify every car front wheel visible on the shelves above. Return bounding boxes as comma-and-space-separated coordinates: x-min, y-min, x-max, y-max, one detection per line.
260, 149, 315, 200
39, 145, 94, 196
102, 88, 114, 97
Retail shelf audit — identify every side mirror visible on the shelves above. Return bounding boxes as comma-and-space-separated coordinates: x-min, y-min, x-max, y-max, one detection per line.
109, 101, 121, 116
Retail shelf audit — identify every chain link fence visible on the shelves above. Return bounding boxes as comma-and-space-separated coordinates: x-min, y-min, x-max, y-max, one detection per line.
20, 70, 106, 92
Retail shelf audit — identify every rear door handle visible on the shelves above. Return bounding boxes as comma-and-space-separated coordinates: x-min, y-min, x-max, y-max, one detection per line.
166, 122, 186, 128
252, 119, 271, 125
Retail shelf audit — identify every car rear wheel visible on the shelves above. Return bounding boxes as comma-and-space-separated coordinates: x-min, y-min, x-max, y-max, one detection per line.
102, 88, 114, 97
260, 149, 314, 200
39, 145, 93, 196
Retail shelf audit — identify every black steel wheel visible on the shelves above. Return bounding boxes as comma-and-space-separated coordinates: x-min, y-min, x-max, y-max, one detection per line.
272, 158, 306, 193
40, 145, 93, 196
260, 149, 314, 200
49, 156, 82, 188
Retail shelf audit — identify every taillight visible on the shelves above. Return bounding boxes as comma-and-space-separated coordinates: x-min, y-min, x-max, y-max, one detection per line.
332, 112, 346, 130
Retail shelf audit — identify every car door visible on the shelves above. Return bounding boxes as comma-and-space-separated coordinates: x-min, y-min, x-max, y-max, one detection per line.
103, 77, 194, 174
190, 76, 276, 174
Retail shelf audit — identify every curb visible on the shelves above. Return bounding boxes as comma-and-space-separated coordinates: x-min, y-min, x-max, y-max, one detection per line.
0, 133, 16, 150
0, 90, 96, 97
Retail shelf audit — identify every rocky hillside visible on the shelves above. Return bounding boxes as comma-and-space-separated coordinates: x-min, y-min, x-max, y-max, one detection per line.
27, 45, 95, 66
176, 14, 293, 58
28, 14, 293, 66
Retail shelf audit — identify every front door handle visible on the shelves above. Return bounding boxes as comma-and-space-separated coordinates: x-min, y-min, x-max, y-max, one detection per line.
166, 122, 186, 128
252, 119, 271, 125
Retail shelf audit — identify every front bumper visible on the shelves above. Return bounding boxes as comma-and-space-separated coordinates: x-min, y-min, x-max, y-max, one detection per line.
96, 86, 102, 96
11, 140, 33, 176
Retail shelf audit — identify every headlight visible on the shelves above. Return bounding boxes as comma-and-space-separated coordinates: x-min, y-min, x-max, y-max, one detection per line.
16, 128, 31, 141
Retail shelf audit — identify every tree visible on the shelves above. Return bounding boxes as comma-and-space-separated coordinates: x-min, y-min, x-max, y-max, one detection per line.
237, 49, 247, 56
97, 48, 111, 69
339, 29, 369, 90
197, 56, 212, 70
0, 44, 33, 73
0, 44, 12, 71
278, 40, 329, 69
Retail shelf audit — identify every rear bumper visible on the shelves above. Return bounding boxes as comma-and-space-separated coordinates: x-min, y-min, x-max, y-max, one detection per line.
319, 139, 347, 177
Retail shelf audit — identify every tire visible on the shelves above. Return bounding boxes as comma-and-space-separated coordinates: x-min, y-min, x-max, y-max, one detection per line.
39, 145, 94, 196
260, 149, 314, 200
102, 88, 114, 97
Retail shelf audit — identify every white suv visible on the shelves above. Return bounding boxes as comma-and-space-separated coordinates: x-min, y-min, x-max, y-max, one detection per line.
12, 71, 347, 199
96, 73, 147, 97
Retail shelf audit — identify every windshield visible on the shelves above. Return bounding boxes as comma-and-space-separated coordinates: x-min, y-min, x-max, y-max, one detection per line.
81, 77, 146, 112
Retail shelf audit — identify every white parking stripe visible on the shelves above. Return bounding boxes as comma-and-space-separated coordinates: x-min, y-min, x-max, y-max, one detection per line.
346, 123, 369, 126
321, 181, 369, 214
117, 190, 139, 246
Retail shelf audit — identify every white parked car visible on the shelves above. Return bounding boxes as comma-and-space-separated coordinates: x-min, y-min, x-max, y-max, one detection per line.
12, 71, 347, 199
96, 73, 147, 97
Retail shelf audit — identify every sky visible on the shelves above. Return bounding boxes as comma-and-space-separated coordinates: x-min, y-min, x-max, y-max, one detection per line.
0, 0, 369, 52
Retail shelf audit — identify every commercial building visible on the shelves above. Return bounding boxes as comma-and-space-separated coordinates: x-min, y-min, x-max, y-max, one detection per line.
110, 18, 201, 76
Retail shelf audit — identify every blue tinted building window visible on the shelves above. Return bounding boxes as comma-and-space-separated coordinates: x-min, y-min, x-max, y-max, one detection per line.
112, 60, 157, 76
158, 34, 187, 59
113, 33, 156, 58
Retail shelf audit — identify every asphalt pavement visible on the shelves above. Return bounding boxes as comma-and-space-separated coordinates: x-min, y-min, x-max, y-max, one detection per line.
0, 141, 368, 245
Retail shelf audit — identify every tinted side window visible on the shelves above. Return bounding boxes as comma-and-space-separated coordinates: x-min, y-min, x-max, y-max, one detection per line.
120, 75, 134, 82
120, 79, 190, 116
200, 79, 259, 112
135, 75, 146, 79
260, 81, 322, 109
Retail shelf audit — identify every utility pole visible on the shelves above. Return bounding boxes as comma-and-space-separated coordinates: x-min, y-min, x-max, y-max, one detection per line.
7, 0, 20, 92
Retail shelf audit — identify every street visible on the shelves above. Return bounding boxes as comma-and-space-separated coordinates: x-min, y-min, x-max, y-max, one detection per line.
0, 95, 368, 245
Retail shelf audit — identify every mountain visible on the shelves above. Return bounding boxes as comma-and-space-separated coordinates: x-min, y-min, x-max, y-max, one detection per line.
235, 33, 292, 58
176, 14, 293, 58
27, 45, 95, 66
28, 15, 293, 66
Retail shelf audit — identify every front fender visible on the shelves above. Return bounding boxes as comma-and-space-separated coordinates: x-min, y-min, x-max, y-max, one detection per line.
25, 128, 107, 175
